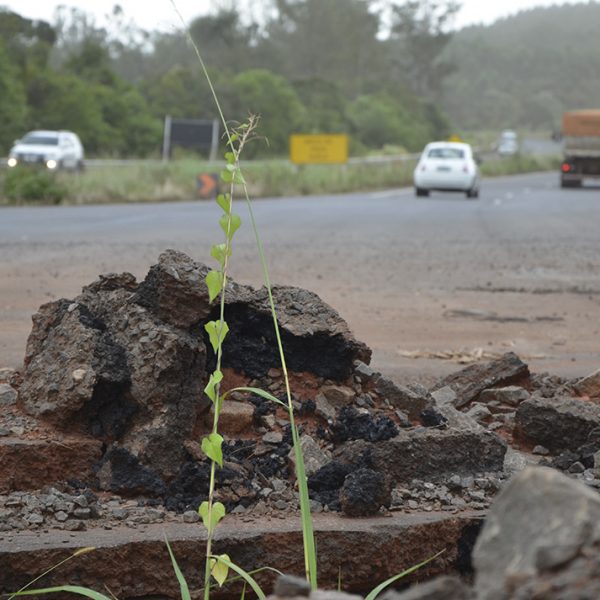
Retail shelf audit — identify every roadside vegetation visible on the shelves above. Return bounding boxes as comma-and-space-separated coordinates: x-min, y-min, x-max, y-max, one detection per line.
0, 153, 559, 205
443, 2, 600, 132
0, 1, 571, 205
0, 2, 458, 159
2, 1, 595, 163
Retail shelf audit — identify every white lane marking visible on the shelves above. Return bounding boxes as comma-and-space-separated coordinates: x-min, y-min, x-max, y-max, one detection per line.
367, 188, 412, 199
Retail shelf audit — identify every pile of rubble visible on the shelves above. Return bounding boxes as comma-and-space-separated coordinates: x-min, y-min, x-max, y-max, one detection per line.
2, 249, 600, 597
267, 467, 600, 599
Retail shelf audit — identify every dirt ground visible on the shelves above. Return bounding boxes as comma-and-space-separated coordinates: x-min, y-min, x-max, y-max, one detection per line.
5, 262, 595, 380
1, 172, 599, 383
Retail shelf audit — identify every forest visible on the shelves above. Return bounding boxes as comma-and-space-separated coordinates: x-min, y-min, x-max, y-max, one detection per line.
0, 0, 598, 158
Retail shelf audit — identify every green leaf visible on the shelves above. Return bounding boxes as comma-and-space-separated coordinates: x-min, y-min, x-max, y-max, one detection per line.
210, 553, 231, 586
201, 432, 224, 467
364, 549, 445, 600
219, 213, 242, 239
210, 243, 229, 268
221, 169, 233, 184
204, 369, 223, 403
227, 133, 239, 146
164, 536, 192, 600
226, 386, 287, 409
204, 320, 229, 354
225, 163, 236, 172
205, 270, 223, 303
208, 555, 266, 600
232, 170, 246, 185
198, 501, 226, 533
216, 193, 230, 213
10, 586, 112, 600
224, 152, 235, 165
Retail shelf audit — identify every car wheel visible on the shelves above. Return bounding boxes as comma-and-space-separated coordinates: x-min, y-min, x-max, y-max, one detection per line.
415, 187, 429, 197
466, 188, 479, 199
76, 160, 85, 173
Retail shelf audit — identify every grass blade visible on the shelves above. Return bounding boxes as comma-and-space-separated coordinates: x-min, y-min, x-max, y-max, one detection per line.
10, 586, 112, 600
364, 549, 446, 600
164, 536, 192, 600
292, 425, 318, 589
226, 386, 287, 408
8, 547, 96, 600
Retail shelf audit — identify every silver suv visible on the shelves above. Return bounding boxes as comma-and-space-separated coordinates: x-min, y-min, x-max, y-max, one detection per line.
8, 130, 85, 171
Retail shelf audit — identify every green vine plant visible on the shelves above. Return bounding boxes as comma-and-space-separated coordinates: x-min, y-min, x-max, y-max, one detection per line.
163, 1, 319, 594
198, 113, 319, 600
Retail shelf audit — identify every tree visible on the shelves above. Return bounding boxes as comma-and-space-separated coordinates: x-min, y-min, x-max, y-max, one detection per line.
65, 39, 119, 86
347, 93, 432, 151
262, 0, 384, 96
387, 0, 461, 100
25, 70, 109, 153
0, 42, 27, 152
0, 8, 56, 73
143, 65, 218, 120
189, 8, 259, 72
293, 79, 348, 133
228, 69, 306, 155
144, 7, 261, 81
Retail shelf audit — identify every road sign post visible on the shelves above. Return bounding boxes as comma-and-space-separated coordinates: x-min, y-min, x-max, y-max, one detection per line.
162, 116, 220, 161
289, 134, 349, 165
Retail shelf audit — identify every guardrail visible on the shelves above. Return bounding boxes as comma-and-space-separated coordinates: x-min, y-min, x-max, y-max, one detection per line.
0, 155, 422, 170
0, 150, 518, 170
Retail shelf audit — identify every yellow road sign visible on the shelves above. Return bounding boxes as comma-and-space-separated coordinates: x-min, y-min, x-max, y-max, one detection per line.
290, 134, 349, 165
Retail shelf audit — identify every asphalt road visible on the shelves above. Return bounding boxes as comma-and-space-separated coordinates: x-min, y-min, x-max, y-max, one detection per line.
1, 171, 599, 383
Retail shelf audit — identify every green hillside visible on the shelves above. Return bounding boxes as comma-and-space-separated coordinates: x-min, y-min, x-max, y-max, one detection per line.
444, 2, 600, 131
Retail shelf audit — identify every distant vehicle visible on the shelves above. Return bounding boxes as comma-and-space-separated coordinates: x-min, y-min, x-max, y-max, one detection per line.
497, 130, 519, 156
413, 141, 480, 199
560, 110, 600, 188
7, 130, 84, 171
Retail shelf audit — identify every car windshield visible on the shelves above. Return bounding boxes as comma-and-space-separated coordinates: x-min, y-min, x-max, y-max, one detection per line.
427, 147, 465, 159
20, 135, 59, 146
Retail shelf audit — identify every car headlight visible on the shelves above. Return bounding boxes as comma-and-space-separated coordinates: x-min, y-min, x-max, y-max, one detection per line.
46, 159, 58, 170
7, 157, 18, 168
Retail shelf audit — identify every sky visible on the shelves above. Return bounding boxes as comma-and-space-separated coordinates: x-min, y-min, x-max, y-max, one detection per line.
0, 0, 585, 32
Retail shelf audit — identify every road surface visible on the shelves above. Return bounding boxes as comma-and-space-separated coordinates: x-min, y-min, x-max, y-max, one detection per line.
1, 171, 599, 384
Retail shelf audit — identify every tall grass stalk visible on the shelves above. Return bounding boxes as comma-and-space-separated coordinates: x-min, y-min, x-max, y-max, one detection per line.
168, 0, 318, 591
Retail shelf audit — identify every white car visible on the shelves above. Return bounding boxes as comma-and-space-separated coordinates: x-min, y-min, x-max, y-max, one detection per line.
8, 130, 85, 171
497, 130, 519, 156
413, 141, 480, 198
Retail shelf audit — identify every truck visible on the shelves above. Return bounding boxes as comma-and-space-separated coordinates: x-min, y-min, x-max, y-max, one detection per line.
560, 110, 600, 188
